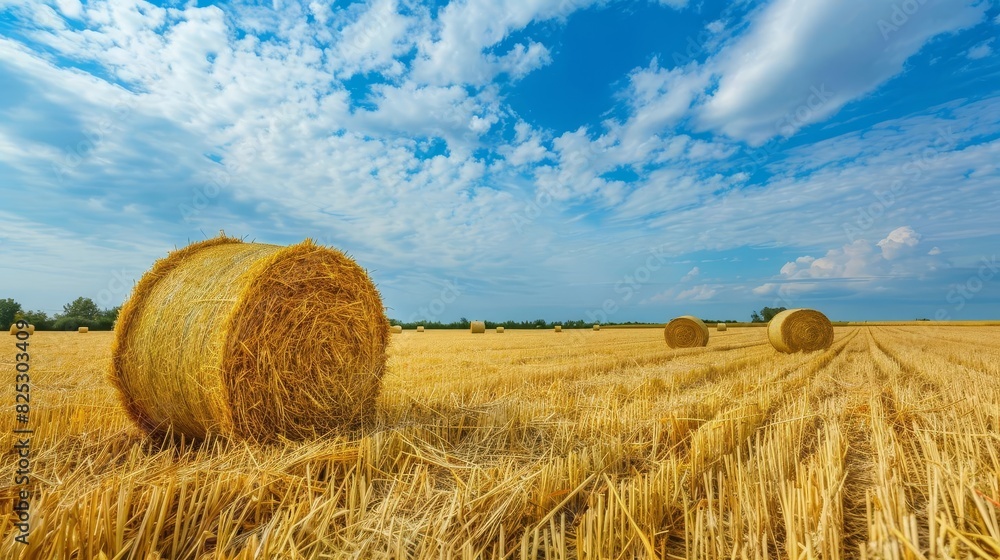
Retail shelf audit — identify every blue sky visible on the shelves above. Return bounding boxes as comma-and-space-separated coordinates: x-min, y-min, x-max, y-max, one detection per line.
0, 0, 998, 323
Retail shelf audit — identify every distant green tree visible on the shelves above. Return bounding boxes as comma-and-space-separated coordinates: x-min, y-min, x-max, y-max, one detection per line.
751, 306, 787, 323
21, 310, 52, 330
60, 297, 101, 320
0, 298, 23, 328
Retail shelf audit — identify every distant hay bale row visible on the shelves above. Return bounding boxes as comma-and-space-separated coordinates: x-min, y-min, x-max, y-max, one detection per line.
664, 316, 709, 348
110, 236, 389, 442
767, 308, 833, 353
470, 321, 486, 334
496, 326, 504, 333
416, 326, 424, 332
78, 327, 89, 334
9, 324, 34, 335
391, 325, 403, 334
717, 323, 727, 331
554, 325, 562, 332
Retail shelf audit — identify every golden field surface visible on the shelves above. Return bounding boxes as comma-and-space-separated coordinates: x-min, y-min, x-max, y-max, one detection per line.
2, 326, 999, 559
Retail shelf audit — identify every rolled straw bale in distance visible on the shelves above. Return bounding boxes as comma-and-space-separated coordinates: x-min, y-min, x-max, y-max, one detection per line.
111, 236, 389, 441
391, 325, 403, 334
767, 308, 833, 353
10, 324, 34, 335
78, 327, 89, 333
470, 321, 486, 333
416, 326, 424, 332
554, 325, 562, 332
717, 323, 727, 331
496, 326, 504, 333
663, 316, 709, 348
593, 324, 600, 331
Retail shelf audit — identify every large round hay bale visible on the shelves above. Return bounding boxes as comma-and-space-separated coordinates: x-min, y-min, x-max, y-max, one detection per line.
78, 326, 89, 333
391, 325, 403, 334
416, 326, 424, 332
593, 324, 600, 331
110, 236, 389, 441
470, 321, 486, 334
9, 324, 16, 335
554, 325, 562, 332
717, 323, 727, 331
496, 326, 504, 333
663, 316, 708, 348
767, 308, 833, 353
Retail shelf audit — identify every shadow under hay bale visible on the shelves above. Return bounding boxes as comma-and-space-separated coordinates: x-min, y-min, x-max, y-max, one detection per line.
767, 308, 833, 353
664, 316, 709, 348
110, 236, 389, 442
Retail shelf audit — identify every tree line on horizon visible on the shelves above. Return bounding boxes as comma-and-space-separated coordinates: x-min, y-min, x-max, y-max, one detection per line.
2, 296, 787, 332
0, 297, 119, 331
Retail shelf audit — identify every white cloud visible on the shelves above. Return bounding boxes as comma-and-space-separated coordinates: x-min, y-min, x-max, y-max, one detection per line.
966, 38, 994, 60
928, 246, 942, 255
654, 0, 689, 9
332, 0, 415, 77
410, 0, 598, 86
676, 284, 717, 301
877, 225, 921, 260
680, 266, 700, 281
696, 0, 987, 144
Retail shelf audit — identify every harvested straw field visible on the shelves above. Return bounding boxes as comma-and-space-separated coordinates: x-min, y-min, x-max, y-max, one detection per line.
2, 326, 999, 558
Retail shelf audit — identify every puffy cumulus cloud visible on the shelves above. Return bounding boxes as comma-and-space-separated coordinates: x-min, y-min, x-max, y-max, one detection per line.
696, 0, 986, 144
499, 121, 553, 168
779, 240, 882, 280
331, 0, 417, 78
676, 284, 717, 301
409, 0, 599, 86
755, 226, 933, 296
877, 226, 921, 260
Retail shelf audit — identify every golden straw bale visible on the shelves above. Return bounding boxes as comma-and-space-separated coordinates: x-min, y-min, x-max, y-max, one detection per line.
593, 324, 600, 331
110, 236, 389, 441
717, 323, 727, 331
11, 324, 35, 335
496, 326, 504, 333
554, 325, 562, 332
78, 327, 89, 333
391, 325, 403, 334
470, 321, 486, 333
416, 326, 424, 332
663, 316, 709, 348
767, 308, 833, 353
